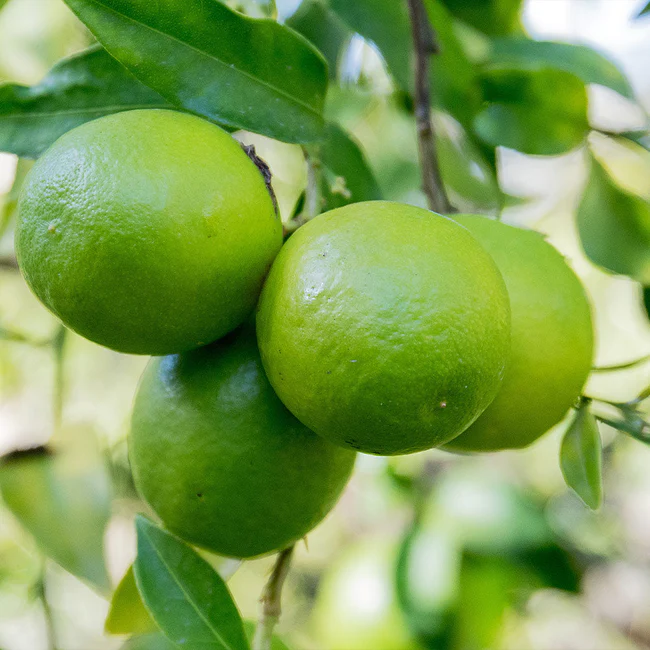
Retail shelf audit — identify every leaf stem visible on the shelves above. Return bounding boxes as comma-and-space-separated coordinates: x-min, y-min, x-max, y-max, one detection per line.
36, 561, 58, 650
252, 545, 294, 650
405, 0, 452, 214
284, 148, 323, 235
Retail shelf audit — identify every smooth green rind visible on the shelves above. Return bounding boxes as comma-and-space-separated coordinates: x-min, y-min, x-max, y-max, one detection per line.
577, 156, 650, 284
445, 216, 593, 452
134, 517, 249, 650
0, 45, 171, 158
560, 405, 603, 510
130, 328, 356, 558
16, 109, 281, 355
61, 0, 327, 143
257, 201, 511, 455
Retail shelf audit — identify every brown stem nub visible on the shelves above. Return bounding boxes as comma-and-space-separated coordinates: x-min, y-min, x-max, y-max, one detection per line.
406, 0, 453, 214
241, 143, 279, 218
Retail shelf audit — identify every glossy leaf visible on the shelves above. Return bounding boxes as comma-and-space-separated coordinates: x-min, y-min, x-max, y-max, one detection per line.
121, 633, 178, 650
316, 123, 382, 211
134, 517, 249, 650
577, 155, 650, 283
62, 0, 327, 144
106, 565, 157, 635
0, 445, 111, 592
475, 66, 589, 155
434, 113, 501, 214
286, 0, 350, 78
0, 45, 171, 158
488, 39, 634, 99
560, 404, 603, 510
440, 0, 523, 36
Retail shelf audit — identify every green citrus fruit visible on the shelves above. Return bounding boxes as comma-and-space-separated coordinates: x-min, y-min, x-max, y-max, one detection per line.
129, 326, 356, 559
311, 540, 421, 650
444, 216, 593, 452
16, 109, 281, 355
256, 201, 511, 455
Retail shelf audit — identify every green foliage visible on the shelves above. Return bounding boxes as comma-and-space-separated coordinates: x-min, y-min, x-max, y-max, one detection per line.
286, 0, 350, 78
61, 0, 327, 143
560, 402, 603, 510
475, 66, 589, 155
487, 39, 634, 99
578, 155, 650, 284
637, 1, 650, 18
133, 516, 249, 650
0, 45, 170, 158
439, 0, 523, 36
106, 565, 157, 635
121, 633, 178, 650
314, 122, 382, 211
0, 443, 111, 592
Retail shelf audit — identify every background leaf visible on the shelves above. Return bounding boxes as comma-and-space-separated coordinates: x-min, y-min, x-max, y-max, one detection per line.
0, 159, 32, 239
134, 517, 249, 650
62, 0, 327, 144
439, 0, 523, 36
637, 1, 650, 19
434, 112, 501, 214
315, 122, 382, 211
286, 0, 350, 79
0, 443, 111, 592
474, 66, 589, 155
488, 39, 634, 99
0, 45, 171, 158
121, 633, 179, 650
106, 565, 157, 635
577, 155, 650, 284
560, 404, 603, 510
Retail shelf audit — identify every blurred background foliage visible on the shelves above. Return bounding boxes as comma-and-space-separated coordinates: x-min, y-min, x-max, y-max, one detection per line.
1, 0, 650, 649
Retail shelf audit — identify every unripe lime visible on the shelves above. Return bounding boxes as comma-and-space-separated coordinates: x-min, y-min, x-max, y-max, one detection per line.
256, 201, 511, 455
129, 326, 356, 558
444, 216, 593, 452
16, 109, 281, 355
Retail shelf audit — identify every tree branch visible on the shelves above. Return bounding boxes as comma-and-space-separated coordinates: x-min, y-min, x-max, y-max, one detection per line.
253, 546, 294, 650
406, 0, 452, 214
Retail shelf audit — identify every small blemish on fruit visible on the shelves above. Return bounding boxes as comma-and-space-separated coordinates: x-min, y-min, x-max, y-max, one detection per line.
47, 221, 59, 234
350, 359, 357, 363
197, 492, 204, 499
439, 401, 447, 408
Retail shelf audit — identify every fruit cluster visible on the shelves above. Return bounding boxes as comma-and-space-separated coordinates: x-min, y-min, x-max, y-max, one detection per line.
15, 109, 594, 558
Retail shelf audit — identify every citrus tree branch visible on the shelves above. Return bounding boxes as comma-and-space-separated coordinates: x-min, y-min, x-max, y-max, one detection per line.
406, 0, 452, 214
252, 545, 294, 650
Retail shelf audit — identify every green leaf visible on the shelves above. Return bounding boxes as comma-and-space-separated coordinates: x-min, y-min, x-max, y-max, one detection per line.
0, 445, 111, 592
327, 0, 482, 129
316, 123, 382, 211
488, 39, 634, 99
560, 404, 603, 510
62, 0, 327, 144
0, 45, 171, 158
637, 1, 650, 19
577, 155, 650, 283
286, 0, 350, 79
121, 633, 178, 650
327, 0, 412, 92
439, 0, 523, 36
474, 66, 589, 155
0, 159, 33, 239
106, 565, 157, 635
134, 516, 249, 650
424, 0, 483, 129
434, 112, 501, 214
